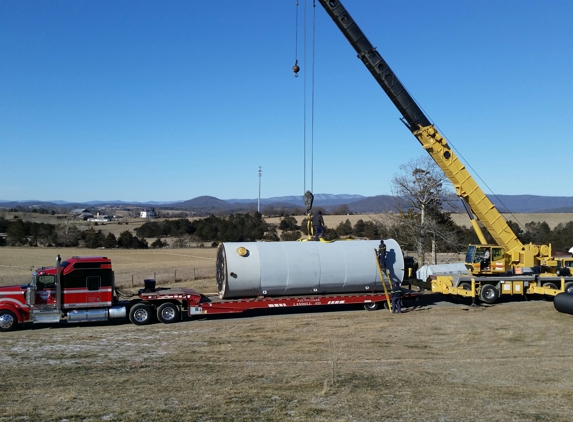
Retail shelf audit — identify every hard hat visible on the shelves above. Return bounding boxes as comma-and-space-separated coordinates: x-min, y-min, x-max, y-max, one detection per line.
569, 246, 573, 254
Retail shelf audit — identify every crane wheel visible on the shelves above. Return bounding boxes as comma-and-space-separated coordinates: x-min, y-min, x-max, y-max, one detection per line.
542, 283, 558, 301
564, 282, 573, 295
479, 285, 499, 304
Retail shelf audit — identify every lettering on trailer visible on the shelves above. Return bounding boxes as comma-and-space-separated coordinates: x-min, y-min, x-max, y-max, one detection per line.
268, 303, 287, 308
327, 300, 346, 305
293, 298, 323, 307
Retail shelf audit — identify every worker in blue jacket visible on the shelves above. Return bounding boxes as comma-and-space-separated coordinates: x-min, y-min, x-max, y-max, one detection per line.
390, 281, 403, 314
377, 240, 387, 271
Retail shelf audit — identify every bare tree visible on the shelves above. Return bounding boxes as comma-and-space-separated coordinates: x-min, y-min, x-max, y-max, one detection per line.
55, 213, 81, 246
390, 155, 459, 266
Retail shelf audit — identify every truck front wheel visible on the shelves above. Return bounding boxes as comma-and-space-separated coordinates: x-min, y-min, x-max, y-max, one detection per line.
129, 303, 153, 326
479, 285, 499, 304
157, 302, 180, 324
0, 310, 18, 332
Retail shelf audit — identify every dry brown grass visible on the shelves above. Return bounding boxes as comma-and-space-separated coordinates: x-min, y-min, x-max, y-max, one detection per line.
1, 296, 573, 421
0, 247, 218, 289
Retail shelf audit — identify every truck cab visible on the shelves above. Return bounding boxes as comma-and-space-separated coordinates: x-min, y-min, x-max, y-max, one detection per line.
0, 255, 124, 332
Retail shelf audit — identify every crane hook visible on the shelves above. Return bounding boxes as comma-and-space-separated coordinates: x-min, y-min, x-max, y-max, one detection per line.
292, 59, 300, 77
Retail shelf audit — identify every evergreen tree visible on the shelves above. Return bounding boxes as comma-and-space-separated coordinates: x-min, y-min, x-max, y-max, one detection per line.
103, 233, 117, 249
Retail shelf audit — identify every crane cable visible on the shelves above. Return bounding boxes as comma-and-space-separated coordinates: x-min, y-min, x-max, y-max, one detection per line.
294, 1, 317, 239
310, 0, 316, 194
293, 0, 316, 197
292, 1, 299, 77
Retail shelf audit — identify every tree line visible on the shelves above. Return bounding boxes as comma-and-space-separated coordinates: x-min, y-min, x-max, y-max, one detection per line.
134, 213, 274, 243
1, 210, 572, 254
0, 217, 149, 249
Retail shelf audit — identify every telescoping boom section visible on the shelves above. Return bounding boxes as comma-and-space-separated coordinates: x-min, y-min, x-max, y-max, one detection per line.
317, 0, 556, 274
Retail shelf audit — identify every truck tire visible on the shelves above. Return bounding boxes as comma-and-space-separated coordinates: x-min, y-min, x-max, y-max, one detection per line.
129, 303, 153, 326
364, 302, 379, 311
460, 282, 471, 291
565, 282, 573, 295
0, 310, 17, 332
479, 285, 499, 304
157, 302, 180, 323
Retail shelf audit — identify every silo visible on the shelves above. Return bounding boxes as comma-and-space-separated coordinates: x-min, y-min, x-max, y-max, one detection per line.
216, 239, 404, 299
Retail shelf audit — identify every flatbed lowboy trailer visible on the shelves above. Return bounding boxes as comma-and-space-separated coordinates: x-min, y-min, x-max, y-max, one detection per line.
133, 287, 418, 325
0, 255, 417, 332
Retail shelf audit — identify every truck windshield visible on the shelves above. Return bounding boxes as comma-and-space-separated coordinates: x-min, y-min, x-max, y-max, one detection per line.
31, 275, 56, 288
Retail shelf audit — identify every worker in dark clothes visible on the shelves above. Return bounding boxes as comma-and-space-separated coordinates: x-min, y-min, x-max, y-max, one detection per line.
312, 210, 325, 241
378, 240, 387, 271
390, 281, 403, 314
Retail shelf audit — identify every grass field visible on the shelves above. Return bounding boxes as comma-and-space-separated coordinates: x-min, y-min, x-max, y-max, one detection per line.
2, 248, 573, 420
0, 247, 218, 289
1, 293, 573, 421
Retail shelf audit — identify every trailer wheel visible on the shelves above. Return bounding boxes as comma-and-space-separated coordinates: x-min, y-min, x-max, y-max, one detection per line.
0, 310, 17, 332
157, 302, 180, 324
479, 285, 499, 304
460, 282, 471, 291
564, 282, 573, 295
129, 303, 153, 326
364, 302, 379, 311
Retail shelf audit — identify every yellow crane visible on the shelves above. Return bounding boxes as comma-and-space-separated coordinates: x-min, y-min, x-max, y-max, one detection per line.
317, 0, 573, 303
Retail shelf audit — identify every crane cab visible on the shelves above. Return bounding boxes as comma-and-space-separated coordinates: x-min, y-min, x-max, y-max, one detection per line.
465, 245, 507, 275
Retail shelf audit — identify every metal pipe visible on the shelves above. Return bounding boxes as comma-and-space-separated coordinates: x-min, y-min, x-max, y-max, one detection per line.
217, 239, 404, 299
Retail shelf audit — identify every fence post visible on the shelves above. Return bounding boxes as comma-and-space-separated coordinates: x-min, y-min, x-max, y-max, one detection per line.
193, 268, 196, 280
154, 272, 156, 280
174, 270, 177, 283
131, 275, 134, 287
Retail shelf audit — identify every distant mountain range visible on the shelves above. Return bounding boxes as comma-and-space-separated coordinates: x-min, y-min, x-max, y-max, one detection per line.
2, 194, 573, 214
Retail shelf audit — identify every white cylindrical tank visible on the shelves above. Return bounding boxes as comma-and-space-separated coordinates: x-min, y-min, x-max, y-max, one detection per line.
216, 239, 404, 299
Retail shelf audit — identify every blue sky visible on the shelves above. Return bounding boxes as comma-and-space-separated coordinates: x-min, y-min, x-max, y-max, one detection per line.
1, 0, 572, 202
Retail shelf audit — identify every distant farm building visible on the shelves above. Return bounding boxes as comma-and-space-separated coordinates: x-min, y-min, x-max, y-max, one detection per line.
71, 209, 94, 220
140, 209, 157, 219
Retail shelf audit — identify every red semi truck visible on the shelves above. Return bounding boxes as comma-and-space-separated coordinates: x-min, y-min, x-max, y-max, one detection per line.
0, 255, 415, 332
